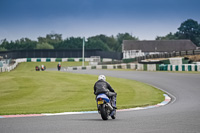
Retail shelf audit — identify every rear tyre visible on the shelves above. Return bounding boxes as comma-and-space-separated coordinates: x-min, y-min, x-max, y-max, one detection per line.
100, 104, 109, 120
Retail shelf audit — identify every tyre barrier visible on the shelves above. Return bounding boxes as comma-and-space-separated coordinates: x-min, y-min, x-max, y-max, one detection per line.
25, 58, 114, 62
26, 58, 91, 62
67, 63, 137, 71
158, 64, 200, 72
67, 63, 200, 72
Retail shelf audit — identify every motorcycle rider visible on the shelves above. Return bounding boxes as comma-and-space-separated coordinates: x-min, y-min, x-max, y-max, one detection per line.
94, 75, 117, 109
57, 62, 61, 71
41, 64, 45, 71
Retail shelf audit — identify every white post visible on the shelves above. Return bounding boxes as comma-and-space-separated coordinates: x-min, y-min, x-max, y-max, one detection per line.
82, 37, 85, 67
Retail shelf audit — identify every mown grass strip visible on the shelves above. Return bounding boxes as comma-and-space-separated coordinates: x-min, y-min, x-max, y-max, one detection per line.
0, 62, 164, 115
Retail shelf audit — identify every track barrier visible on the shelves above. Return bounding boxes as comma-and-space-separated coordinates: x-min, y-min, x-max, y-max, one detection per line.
1, 58, 200, 73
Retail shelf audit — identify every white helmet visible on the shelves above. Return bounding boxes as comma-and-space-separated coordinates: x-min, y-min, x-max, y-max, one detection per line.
98, 75, 106, 81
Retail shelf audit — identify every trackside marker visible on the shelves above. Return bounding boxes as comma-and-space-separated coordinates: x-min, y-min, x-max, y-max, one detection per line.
1, 114, 44, 118
117, 94, 171, 112
0, 94, 171, 118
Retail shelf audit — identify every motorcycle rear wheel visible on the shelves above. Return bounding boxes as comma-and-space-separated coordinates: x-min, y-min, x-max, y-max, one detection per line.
100, 104, 109, 120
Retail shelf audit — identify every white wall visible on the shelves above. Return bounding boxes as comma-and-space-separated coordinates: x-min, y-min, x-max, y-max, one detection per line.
123, 50, 144, 59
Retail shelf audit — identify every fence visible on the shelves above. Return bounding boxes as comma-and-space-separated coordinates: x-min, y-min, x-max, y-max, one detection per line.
0, 49, 122, 60
0, 59, 26, 73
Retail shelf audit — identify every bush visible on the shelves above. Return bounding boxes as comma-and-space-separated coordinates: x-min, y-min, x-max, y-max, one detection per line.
36, 42, 54, 49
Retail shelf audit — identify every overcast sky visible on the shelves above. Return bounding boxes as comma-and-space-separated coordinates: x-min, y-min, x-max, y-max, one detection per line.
0, 0, 200, 41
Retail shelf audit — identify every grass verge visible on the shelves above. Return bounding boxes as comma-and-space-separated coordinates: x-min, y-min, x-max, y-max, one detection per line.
0, 62, 164, 115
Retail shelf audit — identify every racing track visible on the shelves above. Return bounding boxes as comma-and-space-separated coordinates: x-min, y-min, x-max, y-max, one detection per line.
1, 70, 200, 133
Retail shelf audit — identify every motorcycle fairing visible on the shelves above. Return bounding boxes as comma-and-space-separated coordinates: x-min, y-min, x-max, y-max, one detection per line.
96, 93, 110, 103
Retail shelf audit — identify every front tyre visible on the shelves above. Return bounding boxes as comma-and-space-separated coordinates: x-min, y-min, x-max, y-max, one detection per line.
100, 104, 109, 120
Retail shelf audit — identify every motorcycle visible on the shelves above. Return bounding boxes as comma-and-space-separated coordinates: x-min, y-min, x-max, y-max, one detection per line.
41, 65, 46, 71
57, 64, 61, 71
96, 93, 116, 120
35, 66, 40, 71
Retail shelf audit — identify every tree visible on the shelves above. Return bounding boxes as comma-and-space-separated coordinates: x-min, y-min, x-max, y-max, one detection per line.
0, 32, 138, 51
87, 34, 118, 52
0, 39, 16, 50
116, 33, 139, 52
36, 42, 54, 49
177, 19, 200, 46
178, 19, 199, 37
15, 38, 37, 50
156, 32, 179, 40
38, 33, 62, 49
0, 38, 37, 50
87, 35, 117, 51
155, 19, 200, 47
0, 47, 7, 51
58, 37, 83, 49
86, 38, 111, 51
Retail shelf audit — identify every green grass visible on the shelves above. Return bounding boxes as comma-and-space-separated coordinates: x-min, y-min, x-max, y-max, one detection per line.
0, 62, 164, 115
20, 62, 89, 70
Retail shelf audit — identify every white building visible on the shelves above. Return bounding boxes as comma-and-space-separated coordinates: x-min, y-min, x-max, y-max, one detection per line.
122, 40, 197, 59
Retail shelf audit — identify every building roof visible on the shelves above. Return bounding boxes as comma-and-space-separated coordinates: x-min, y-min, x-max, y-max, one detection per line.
123, 40, 197, 52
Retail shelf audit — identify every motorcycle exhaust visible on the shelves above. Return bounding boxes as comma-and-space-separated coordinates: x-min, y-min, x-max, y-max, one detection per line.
106, 103, 113, 110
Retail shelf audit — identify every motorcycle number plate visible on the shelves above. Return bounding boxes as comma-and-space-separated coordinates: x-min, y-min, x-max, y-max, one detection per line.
98, 100, 103, 104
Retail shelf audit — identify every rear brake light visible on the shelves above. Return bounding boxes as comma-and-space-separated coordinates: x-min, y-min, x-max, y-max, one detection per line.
99, 98, 102, 101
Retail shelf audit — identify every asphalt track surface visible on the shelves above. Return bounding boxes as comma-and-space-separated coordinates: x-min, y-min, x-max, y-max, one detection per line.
1, 69, 200, 133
